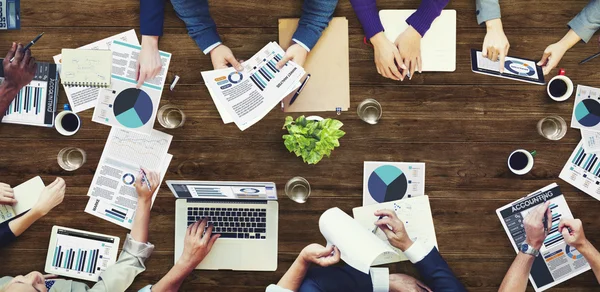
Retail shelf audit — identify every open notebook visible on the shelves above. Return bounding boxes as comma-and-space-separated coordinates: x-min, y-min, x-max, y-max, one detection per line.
60, 49, 112, 87
0, 176, 45, 223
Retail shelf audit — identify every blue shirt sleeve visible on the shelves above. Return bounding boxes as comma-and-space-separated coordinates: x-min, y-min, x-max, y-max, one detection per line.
0, 221, 16, 248
413, 247, 467, 292
140, 0, 167, 36
292, 0, 339, 51
170, 0, 222, 53
568, 0, 600, 43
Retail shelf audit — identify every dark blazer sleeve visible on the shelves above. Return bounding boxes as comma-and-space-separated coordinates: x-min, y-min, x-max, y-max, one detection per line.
413, 247, 467, 292
140, 0, 167, 36
0, 221, 16, 248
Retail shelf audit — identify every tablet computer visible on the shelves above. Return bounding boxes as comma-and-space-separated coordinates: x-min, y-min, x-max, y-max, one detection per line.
45, 226, 120, 282
470, 49, 545, 85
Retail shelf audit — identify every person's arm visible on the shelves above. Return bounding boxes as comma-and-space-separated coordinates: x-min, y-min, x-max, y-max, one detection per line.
475, 0, 501, 25
89, 170, 159, 292
374, 209, 466, 291
169, 0, 221, 54
406, 0, 449, 37
348, 0, 383, 40
273, 244, 340, 291
0, 43, 36, 118
150, 218, 220, 292
538, 29, 581, 75
137, 0, 166, 88
560, 218, 600, 283
499, 202, 550, 292
567, 0, 600, 44
140, 0, 166, 38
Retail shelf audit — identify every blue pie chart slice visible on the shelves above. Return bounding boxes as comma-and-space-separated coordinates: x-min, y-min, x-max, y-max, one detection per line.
575, 99, 600, 127
368, 165, 408, 203
113, 88, 154, 128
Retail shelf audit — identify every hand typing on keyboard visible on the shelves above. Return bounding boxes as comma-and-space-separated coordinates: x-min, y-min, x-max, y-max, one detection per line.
179, 218, 220, 270
187, 206, 268, 240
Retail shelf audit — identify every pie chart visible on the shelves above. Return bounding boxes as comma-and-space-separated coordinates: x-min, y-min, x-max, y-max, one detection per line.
113, 88, 153, 128
368, 165, 408, 203
575, 99, 600, 127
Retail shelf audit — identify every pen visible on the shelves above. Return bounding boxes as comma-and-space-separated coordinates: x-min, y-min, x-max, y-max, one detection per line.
289, 74, 311, 106
140, 169, 152, 191
372, 215, 384, 234
10, 32, 44, 62
579, 51, 600, 65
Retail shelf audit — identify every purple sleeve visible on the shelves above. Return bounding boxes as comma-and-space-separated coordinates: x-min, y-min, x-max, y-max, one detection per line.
0, 221, 16, 248
349, 0, 384, 39
406, 0, 449, 37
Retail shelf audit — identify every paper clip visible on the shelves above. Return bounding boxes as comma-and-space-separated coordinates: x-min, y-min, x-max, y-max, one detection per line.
336, 107, 342, 115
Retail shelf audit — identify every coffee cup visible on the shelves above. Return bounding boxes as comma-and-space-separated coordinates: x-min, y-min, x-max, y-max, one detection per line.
55, 109, 81, 136
547, 69, 573, 101
508, 149, 536, 175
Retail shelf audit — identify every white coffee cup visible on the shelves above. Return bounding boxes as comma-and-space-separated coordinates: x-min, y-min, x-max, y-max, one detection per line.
508, 149, 536, 175
55, 111, 81, 136
547, 74, 573, 102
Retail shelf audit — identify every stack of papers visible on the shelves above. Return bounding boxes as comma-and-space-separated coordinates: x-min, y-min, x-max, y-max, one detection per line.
560, 85, 600, 199
84, 127, 172, 229
202, 42, 305, 130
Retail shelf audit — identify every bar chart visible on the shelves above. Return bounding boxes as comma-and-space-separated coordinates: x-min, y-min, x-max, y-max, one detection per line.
50, 228, 115, 277
559, 141, 600, 200
2, 81, 47, 124
543, 203, 564, 248
249, 53, 283, 91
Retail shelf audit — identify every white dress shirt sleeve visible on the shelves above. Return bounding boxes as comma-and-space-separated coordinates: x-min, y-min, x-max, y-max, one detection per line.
370, 267, 389, 292
203, 41, 222, 55
403, 240, 435, 264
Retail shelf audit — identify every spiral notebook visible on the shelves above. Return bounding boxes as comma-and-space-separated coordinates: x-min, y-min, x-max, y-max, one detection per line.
60, 49, 112, 87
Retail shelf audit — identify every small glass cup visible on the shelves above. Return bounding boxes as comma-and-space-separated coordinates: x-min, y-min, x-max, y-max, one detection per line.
357, 98, 382, 124
157, 104, 186, 129
285, 177, 311, 203
57, 147, 86, 171
537, 115, 567, 140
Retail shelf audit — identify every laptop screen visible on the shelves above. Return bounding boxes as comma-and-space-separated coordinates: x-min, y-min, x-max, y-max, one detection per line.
168, 181, 278, 200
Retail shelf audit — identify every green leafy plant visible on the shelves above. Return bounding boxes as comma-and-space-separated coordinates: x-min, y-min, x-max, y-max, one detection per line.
282, 115, 346, 164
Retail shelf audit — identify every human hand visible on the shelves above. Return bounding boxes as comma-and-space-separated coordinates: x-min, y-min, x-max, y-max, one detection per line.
179, 218, 220, 269
136, 36, 162, 88
538, 42, 569, 75
524, 201, 550, 250
482, 19, 510, 73
31, 178, 65, 217
210, 44, 243, 70
0, 183, 16, 205
389, 273, 432, 292
374, 209, 413, 251
560, 218, 589, 249
276, 43, 308, 68
371, 32, 405, 81
394, 26, 422, 80
300, 243, 341, 267
3, 42, 36, 91
135, 168, 160, 203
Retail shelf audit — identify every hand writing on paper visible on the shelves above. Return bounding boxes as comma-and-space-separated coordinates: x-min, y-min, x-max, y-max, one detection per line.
300, 244, 341, 267
210, 44, 243, 71
135, 168, 160, 203
559, 218, 589, 249
137, 36, 163, 89
276, 44, 308, 69
374, 209, 413, 251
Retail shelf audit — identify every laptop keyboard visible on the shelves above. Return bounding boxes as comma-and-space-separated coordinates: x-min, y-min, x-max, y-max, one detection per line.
187, 207, 267, 239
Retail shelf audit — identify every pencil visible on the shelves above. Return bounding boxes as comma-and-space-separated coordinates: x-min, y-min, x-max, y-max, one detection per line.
579, 51, 600, 65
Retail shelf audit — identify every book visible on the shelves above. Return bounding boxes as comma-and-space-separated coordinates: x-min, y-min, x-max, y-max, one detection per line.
353, 196, 437, 264
0, 176, 45, 223
496, 183, 590, 291
1, 60, 59, 127
60, 49, 112, 87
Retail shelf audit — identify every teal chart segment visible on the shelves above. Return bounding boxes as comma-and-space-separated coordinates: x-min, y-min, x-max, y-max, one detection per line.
112, 88, 154, 129
574, 99, 600, 127
368, 165, 408, 202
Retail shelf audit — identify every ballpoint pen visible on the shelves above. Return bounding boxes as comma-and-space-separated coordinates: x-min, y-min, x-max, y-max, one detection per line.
289, 74, 311, 106
579, 51, 600, 65
372, 215, 384, 234
10, 32, 44, 62
140, 169, 152, 191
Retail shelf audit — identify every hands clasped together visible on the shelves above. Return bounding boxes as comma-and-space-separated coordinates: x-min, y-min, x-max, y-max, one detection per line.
371, 26, 422, 81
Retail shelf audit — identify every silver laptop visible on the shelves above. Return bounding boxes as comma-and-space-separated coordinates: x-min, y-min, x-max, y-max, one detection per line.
167, 180, 278, 271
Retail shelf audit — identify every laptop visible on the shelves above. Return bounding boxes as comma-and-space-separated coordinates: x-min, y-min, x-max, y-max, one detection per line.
379, 9, 456, 72
167, 180, 279, 271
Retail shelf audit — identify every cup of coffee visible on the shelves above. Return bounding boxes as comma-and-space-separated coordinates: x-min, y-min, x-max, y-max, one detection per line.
55, 110, 81, 136
547, 69, 573, 101
508, 149, 536, 175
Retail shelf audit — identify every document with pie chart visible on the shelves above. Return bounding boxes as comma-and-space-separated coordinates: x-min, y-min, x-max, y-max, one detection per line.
571, 85, 600, 132
92, 40, 172, 135
363, 161, 425, 206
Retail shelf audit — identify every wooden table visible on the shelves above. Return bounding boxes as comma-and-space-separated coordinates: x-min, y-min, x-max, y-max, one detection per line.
1, 0, 600, 291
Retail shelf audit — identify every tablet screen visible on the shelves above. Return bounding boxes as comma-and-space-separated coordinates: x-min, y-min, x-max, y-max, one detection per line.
475, 51, 541, 80
46, 227, 119, 282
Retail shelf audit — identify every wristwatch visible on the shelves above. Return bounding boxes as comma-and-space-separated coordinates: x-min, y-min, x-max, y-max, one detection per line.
521, 243, 540, 257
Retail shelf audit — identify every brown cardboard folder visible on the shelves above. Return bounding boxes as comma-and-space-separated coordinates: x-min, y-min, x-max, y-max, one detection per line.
278, 17, 350, 112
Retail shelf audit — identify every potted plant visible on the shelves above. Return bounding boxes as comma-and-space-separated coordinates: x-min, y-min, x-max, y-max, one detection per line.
282, 115, 346, 164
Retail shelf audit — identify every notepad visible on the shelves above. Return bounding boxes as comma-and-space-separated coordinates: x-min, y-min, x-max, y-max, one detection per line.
60, 49, 112, 87
0, 176, 45, 223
